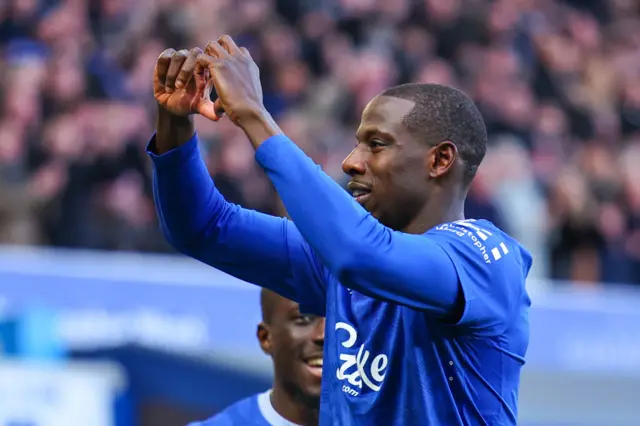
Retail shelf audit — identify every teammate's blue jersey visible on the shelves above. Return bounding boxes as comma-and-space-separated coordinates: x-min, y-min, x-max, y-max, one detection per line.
149, 133, 532, 425
188, 394, 268, 426
189, 391, 301, 426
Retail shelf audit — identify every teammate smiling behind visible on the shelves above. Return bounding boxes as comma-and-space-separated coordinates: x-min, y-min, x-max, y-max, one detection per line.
191, 289, 324, 426
149, 36, 532, 425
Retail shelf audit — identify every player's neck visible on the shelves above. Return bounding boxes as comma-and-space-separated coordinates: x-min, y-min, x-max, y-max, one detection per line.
402, 190, 466, 235
270, 386, 319, 426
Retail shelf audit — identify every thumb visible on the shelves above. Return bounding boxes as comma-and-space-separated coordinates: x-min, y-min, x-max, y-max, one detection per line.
196, 96, 226, 122
213, 98, 226, 119
194, 73, 223, 121
197, 98, 221, 122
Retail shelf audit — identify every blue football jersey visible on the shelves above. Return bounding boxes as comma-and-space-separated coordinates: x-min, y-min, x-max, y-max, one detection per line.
295, 220, 531, 425
190, 390, 302, 426
150, 134, 532, 426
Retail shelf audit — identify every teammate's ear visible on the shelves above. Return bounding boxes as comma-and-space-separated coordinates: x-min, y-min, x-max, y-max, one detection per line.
257, 322, 273, 355
428, 141, 457, 179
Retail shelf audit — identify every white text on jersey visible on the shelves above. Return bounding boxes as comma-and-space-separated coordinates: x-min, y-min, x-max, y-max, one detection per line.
335, 321, 388, 397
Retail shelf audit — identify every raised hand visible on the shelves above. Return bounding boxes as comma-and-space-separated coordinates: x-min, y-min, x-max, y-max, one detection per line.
153, 47, 218, 119
185, 35, 264, 125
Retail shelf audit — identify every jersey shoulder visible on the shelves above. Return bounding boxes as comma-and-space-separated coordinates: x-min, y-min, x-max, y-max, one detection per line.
427, 219, 532, 275
189, 394, 264, 426
427, 219, 532, 332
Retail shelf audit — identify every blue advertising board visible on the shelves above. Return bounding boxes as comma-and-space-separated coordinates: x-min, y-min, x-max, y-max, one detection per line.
2, 246, 640, 373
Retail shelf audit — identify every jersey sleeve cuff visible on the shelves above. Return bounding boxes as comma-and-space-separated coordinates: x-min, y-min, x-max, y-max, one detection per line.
146, 132, 200, 168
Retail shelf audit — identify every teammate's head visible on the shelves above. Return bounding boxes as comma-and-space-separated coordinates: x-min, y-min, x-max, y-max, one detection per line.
342, 83, 487, 232
258, 289, 325, 407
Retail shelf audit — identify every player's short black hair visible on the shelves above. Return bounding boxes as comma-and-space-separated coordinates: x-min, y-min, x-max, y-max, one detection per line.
381, 83, 487, 185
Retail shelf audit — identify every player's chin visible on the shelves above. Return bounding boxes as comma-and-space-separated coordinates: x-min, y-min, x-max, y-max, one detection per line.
299, 380, 323, 402
354, 192, 372, 208
296, 363, 322, 395
293, 371, 322, 403
357, 195, 377, 214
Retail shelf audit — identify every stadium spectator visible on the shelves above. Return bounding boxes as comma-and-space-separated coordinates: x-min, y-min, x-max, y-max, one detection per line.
1, 0, 640, 284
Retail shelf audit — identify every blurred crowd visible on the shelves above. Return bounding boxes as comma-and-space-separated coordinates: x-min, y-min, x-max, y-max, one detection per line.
1, 0, 640, 285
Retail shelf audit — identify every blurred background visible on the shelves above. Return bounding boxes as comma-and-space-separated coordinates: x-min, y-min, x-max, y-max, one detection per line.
1, 0, 640, 425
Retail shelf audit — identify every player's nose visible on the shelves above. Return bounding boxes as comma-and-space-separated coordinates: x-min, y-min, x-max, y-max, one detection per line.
342, 146, 367, 176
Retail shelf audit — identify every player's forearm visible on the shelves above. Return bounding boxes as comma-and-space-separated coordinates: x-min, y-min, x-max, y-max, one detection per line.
255, 134, 459, 313
254, 135, 356, 268
154, 106, 195, 154
149, 132, 221, 246
240, 108, 283, 150
148, 133, 303, 301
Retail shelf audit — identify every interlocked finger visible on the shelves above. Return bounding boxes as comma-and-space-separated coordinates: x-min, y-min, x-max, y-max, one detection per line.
175, 47, 203, 90
155, 48, 175, 87
165, 49, 189, 92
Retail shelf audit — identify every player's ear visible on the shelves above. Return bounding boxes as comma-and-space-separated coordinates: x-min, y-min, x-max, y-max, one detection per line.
257, 322, 273, 355
428, 141, 457, 179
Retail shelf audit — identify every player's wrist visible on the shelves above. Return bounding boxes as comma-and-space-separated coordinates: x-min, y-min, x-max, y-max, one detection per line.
237, 106, 283, 150
155, 104, 195, 154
